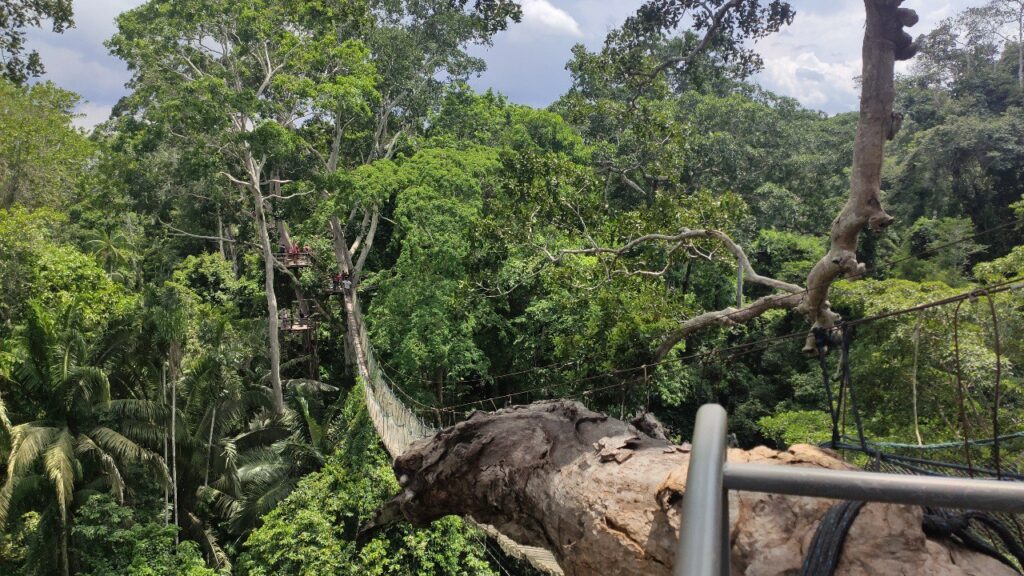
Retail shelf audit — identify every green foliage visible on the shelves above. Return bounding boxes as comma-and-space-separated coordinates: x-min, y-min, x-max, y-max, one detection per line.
237, 388, 494, 576
71, 495, 213, 576
2, 0, 1024, 573
890, 217, 984, 285
0, 303, 165, 575
757, 410, 833, 446
171, 253, 247, 308
0, 206, 134, 333
0, 80, 92, 209
751, 230, 823, 285
368, 147, 502, 391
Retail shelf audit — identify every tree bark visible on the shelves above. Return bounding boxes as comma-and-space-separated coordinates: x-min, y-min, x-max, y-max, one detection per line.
372, 401, 1014, 576
205, 405, 215, 488
329, 214, 372, 385
170, 361, 179, 546
217, 210, 225, 260
798, 0, 918, 353
162, 365, 169, 526
911, 314, 924, 445
252, 184, 285, 414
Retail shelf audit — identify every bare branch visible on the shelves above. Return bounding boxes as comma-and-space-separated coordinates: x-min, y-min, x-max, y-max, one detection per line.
544, 228, 803, 295
264, 190, 312, 201
219, 171, 251, 188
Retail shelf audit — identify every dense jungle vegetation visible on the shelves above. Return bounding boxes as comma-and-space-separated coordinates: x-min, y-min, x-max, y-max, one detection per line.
1, 0, 1022, 574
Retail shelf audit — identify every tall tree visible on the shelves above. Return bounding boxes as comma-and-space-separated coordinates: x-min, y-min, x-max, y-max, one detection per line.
109, 0, 373, 414
967, 0, 1024, 88
302, 0, 521, 386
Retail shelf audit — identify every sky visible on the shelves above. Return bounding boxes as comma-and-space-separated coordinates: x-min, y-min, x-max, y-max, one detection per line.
25, 0, 980, 128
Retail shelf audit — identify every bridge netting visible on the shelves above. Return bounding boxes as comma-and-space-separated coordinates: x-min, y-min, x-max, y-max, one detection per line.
352, 303, 566, 575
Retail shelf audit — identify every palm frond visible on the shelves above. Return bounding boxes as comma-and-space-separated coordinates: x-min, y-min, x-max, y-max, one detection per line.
234, 447, 284, 481
88, 426, 159, 467
295, 396, 324, 449
187, 511, 232, 571
0, 388, 11, 436
230, 474, 298, 534
0, 474, 15, 527
75, 435, 125, 504
16, 303, 55, 393
116, 419, 169, 448
65, 366, 111, 405
285, 379, 339, 396
43, 428, 76, 525
232, 425, 291, 451
89, 318, 138, 367
199, 484, 242, 523
89, 426, 171, 489
7, 424, 57, 478
99, 399, 169, 423
0, 472, 50, 527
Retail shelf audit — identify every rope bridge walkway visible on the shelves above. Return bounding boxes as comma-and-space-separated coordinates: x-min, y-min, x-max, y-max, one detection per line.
815, 319, 1024, 573
351, 304, 566, 575
348, 274, 1024, 575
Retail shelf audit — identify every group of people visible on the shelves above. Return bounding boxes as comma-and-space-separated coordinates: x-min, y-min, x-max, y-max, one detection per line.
281, 243, 312, 255
331, 271, 352, 292
278, 240, 352, 295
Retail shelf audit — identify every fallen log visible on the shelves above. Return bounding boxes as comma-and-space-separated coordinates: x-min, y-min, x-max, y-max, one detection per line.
369, 401, 1015, 576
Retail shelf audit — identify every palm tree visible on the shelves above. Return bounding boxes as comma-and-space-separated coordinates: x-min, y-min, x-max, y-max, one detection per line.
82, 217, 146, 288
132, 289, 344, 566
0, 304, 166, 576
211, 378, 340, 535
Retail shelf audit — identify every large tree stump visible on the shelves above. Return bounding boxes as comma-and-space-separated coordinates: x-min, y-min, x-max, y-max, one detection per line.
371, 401, 1014, 575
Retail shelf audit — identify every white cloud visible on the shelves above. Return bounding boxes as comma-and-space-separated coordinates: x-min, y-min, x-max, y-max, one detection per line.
762, 51, 861, 110
73, 102, 113, 129
521, 0, 583, 37
22, 0, 993, 121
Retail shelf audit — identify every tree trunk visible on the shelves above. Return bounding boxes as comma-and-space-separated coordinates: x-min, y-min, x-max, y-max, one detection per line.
217, 210, 225, 260
170, 362, 179, 546
225, 224, 240, 278
205, 405, 215, 488
162, 365, 169, 526
372, 401, 1014, 576
911, 314, 924, 445
798, 0, 918, 352
60, 523, 69, 576
253, 187, 285, 414
329, 214, 372, 384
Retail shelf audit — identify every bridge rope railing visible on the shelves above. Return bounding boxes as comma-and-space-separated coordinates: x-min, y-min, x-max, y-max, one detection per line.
348, 270, 1024, 575
350, 300, 566, 575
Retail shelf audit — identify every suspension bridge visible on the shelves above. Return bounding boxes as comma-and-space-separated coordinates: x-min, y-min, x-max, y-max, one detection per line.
343, 272, 1024, 575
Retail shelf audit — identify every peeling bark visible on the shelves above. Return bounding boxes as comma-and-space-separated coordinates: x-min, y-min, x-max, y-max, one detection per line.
372, 401, 1013, 576
797, 0, 918, 353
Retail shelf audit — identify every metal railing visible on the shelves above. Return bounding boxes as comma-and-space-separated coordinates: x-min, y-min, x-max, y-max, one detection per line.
675, 404, 1024, 576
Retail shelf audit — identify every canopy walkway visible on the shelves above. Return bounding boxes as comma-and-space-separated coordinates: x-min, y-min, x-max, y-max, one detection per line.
350, 303, 566, 575
344, 275, 1024, 575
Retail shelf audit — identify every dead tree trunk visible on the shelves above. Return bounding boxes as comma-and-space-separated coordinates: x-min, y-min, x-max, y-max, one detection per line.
372, 401, 1014, 576
797, 0, 918, 352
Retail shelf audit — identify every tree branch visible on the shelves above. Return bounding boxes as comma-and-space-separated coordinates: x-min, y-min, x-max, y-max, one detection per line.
797, 0, 918, 353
